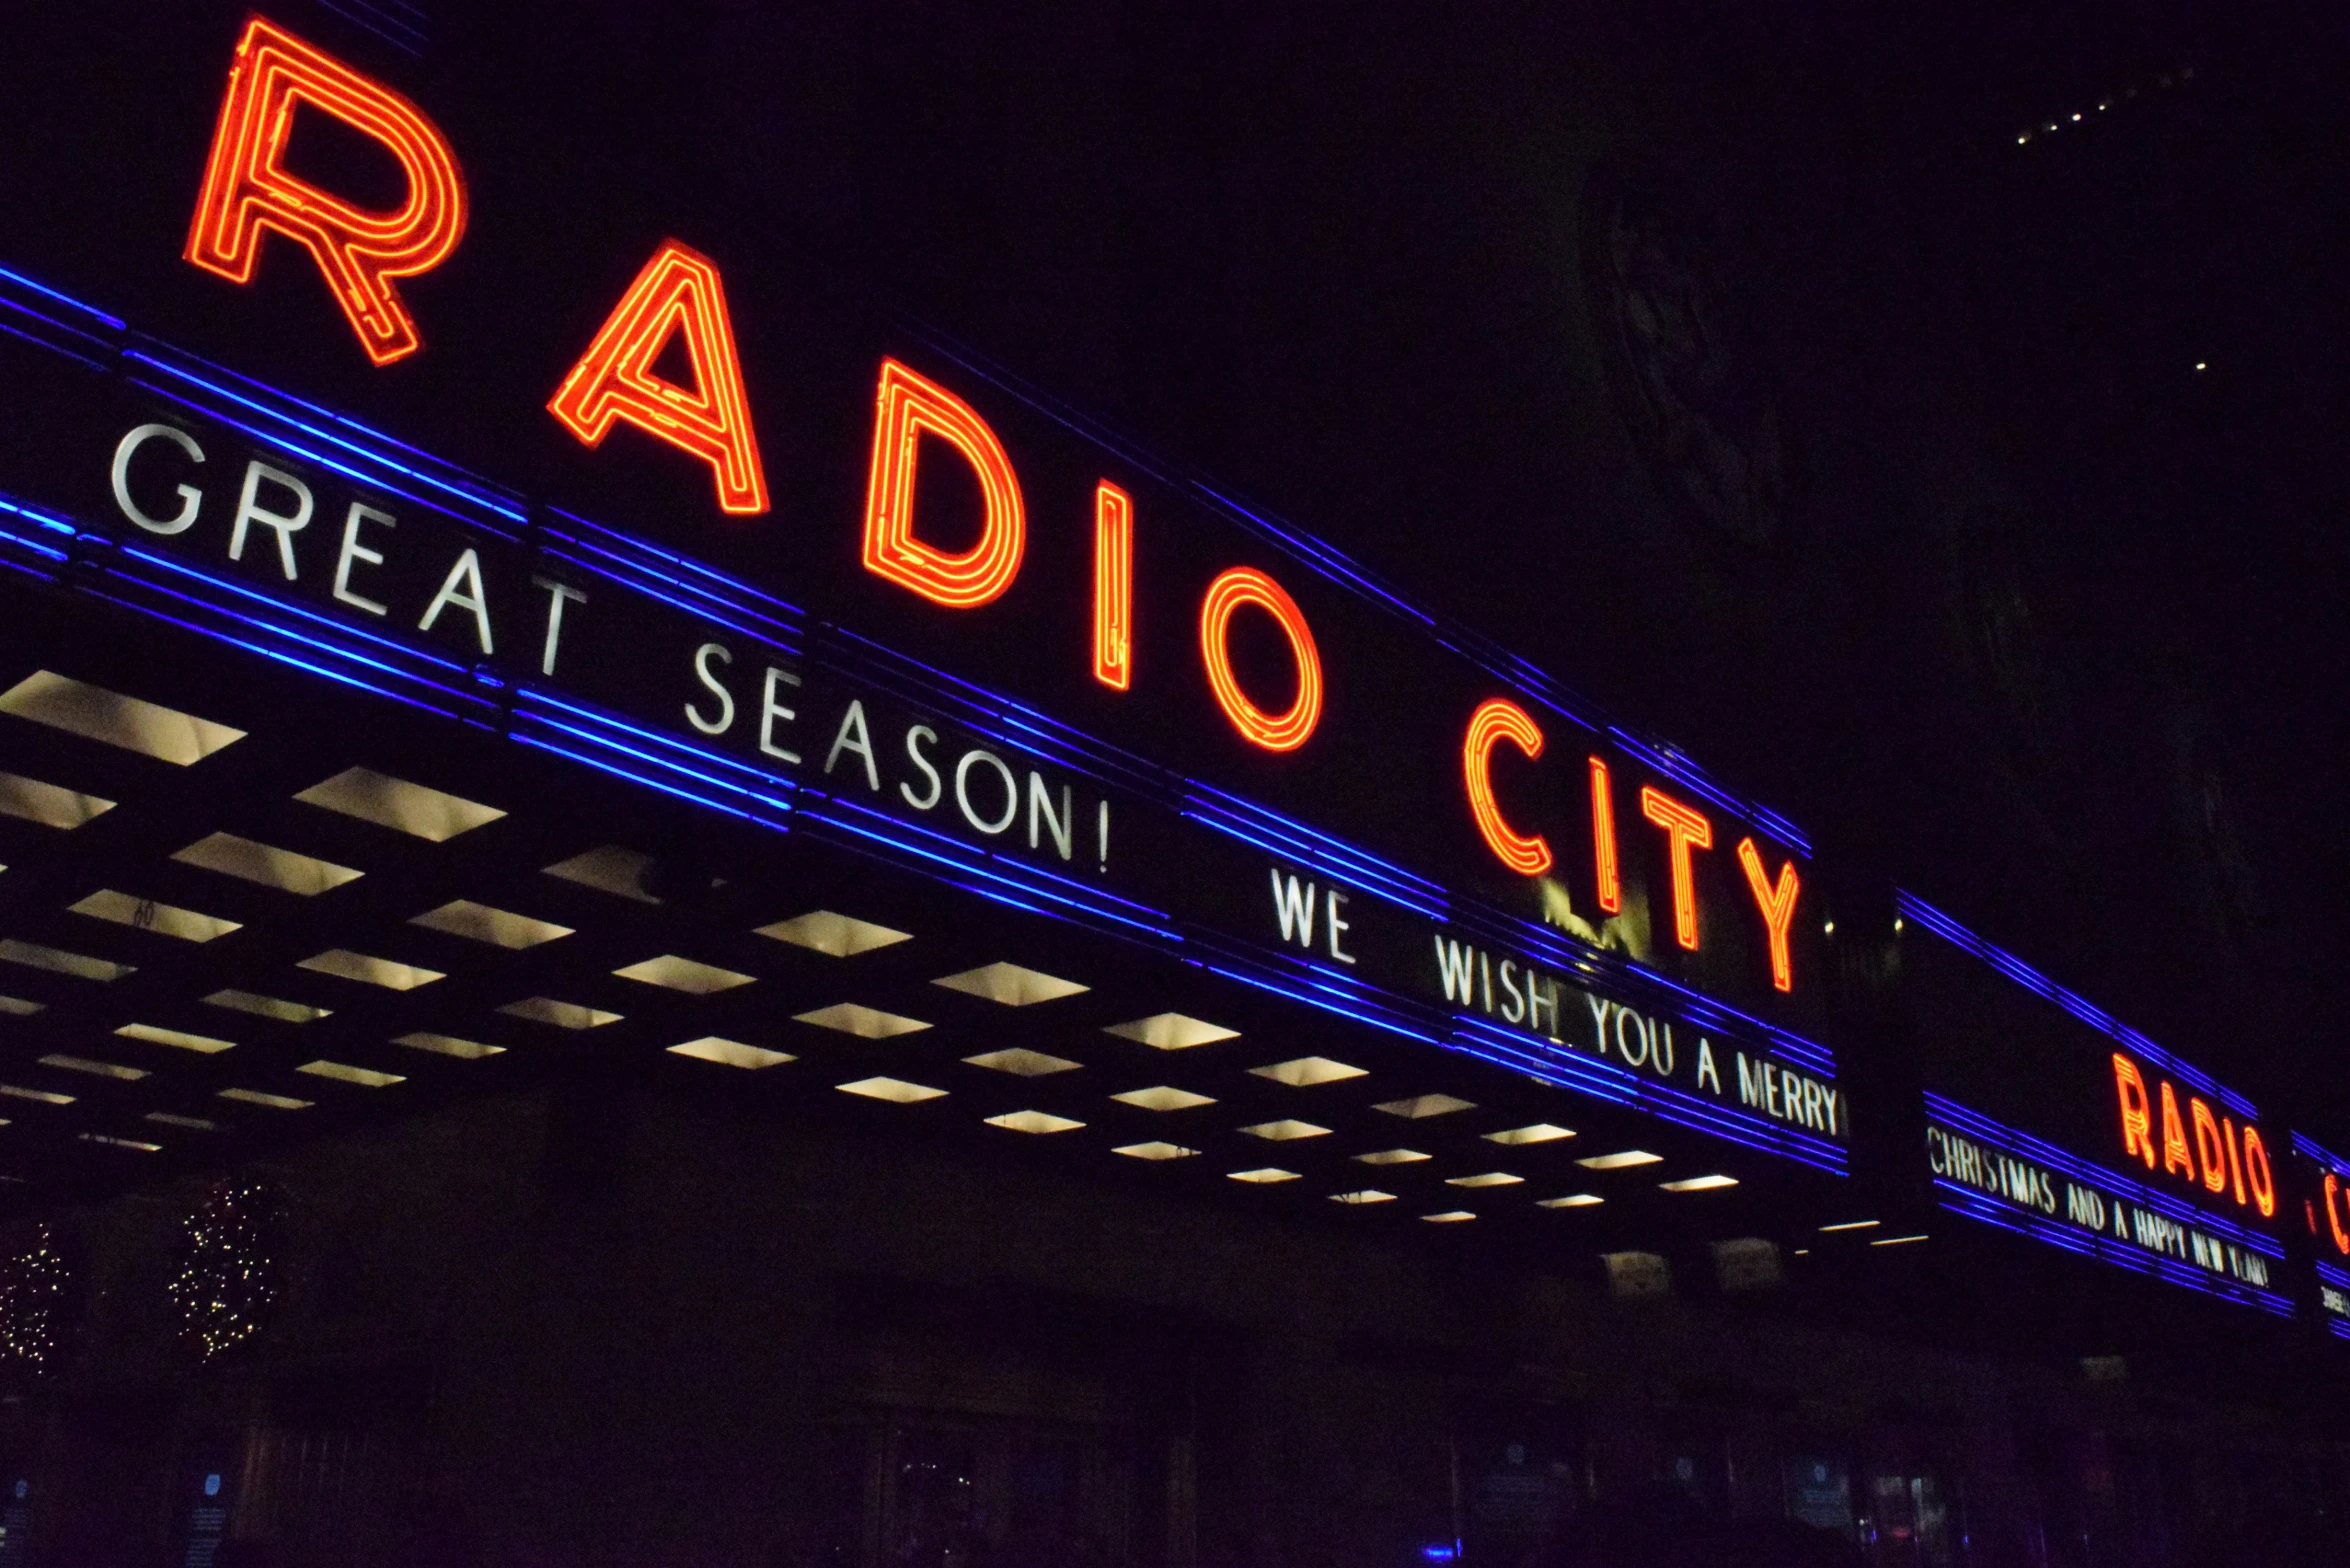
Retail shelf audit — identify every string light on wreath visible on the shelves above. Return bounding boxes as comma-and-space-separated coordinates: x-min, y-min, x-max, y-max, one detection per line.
0, 1223, 72, 1373
168, 1177, 283, 1361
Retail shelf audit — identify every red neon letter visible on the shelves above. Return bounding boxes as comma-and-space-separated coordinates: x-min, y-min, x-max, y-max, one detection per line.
547, 241, 769, 515
1463, 700, 1552, 877
1590, 758, 1620, 914
2222, 1116, 2246, 1206
2158, 1081, 2195, 1180
1734, 838, 1801, 992
1198, 567, 1322, 752
2113, 1055, 2154, 1169
1639, 787, 1713, 950
184, 16, 466, 366
2327, 1173, 2350, 1256
2241, 1126, 2274, 1218
2190, 1097, 2227, 1194
860, 359, 1025, 606
1094, 481, 1133, 689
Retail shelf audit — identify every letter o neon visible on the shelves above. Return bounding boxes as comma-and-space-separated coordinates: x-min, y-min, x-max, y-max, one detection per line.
1198, 566, 1322, 752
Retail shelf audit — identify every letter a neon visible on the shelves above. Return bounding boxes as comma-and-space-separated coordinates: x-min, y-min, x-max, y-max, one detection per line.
548, 241, 770, 515
184, 16, 467, 365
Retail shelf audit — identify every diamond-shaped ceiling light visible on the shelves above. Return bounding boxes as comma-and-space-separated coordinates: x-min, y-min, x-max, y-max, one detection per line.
295, 767, 505, 841
204, 991, 327, 1023
1110, 1086, 1214, 1111
1422, 1211, 1477, 1224
1538, 1193, 1605, 1209
1446, 1172, 1523, 1188
394, 1033, 504, 1059
837, 1076, 946, 1104
38, 1054, 145, 1081
498, 997, 622, 1030
964, 1048, 1080, 1077
1659, 1174, 1739, 1192
1238, 1119, 1329, 1142
668, 1036, 793, 1070
1372, 1094, 1474, 1119
756, 910, 910, 956
410, 900, 572, 949
613, 956, 755, 994
985, 1110, 1085, 1135
70, 890, 240, 943
0, 941, 132, 982
1577, 1150, 1663, 1171
173, 834, 361, 895
1355, 1149, 1430, 1165
0, 672, 242, 763
1249, 1057, 1366, 1088
793, 1003, 928, 1039
933, 963, 1088, 1006
217, 1088, 310, 1110
1114, 1142, 1198, 1161
117, 1023, 235, 1054
298, 950, 443, 991
1330, 1190, 1395, 1205
1103, 1014, 1238, 1050
1485, 1124, 1574, 1145
542, 846, 661, 903
0, 773, 114, 830
297, 1060, 405, 1088
1227, 1168, 1299, 1184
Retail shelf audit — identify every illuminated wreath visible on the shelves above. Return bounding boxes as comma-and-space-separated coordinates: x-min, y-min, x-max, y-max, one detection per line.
168, 1177, 285, 1361
1580, 158, 1791, 554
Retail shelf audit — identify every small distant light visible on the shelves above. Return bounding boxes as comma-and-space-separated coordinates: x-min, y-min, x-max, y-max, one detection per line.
1870, 1233, 1929, 1247
2046, 123, 2058, 132
1792, 1248, 1811, 1256
2017, 135, 2029, 145
1823, 920, 1835, 935
2194, 361, 2207, 372
1422, 1548, 1459, 1564
2098, 103, 2110, 111
1820, 1219, 1881, 1232
2071, 113, 2082, 121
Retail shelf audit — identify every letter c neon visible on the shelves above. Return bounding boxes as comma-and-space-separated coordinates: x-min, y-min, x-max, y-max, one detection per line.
1462, 698, 1551, 876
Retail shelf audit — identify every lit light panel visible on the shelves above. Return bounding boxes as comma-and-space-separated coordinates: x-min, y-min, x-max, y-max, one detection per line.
298, 950, 444, 990
1114, 1142, 1197, 1161
1104, 1013, 1238, 1051
80, 1133, 162, 1153
1485, 1124, 1574, 1145
118, 1023, 236, 1054
668, 1036, 792, 1070
933, 962, 1088, 1006
1228, 1168, 1300, 1184
497, 997, 621, 1029
297, 1060, 405, 1088
410, 900, 573, 949
1249, 1056, 1366, 1087
1818, 1219, 1880, 1233
0, 671, 244, 764
0, 941, 134, 982
1537, 1194, 1605, 1208
614, 955, 755, 994
295, 766, 506, 841
1422, 1211, 1477, 1224
985, 1110, 1085, 1135
0, 1085, 74, 1105
1330, 1190, 1396, 1205
1577, 1150, 1663, 1170
70, 890, 241, 943
218, 1087, 312, 1109
1446, 1173, 1523, 1188
757, 910, 911, 956
1659, 1174, 1739, 1192
1374, 1094, 1474, 1119
542, 845, 660, 903
1111, 1086, 1213, 1111
204, 991, 327, 1023
0, 996, 43, 1017
837, 1076, 945, 1104
0, 773, 116, 830
964, 1048, 1080, 1077
1239, 1119, 1329, 1142
146, 1112, 218, 1131
393, 1033, 504, 1059
793, 1002, 928, 1039
37, 1054, 147, 1081
173, 833, 362, 895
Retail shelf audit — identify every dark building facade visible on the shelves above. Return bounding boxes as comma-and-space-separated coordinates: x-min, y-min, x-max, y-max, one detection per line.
1, 3, 2346, 1564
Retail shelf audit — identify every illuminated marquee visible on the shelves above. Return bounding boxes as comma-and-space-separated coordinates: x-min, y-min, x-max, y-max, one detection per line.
0, 13, 1842, 1181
